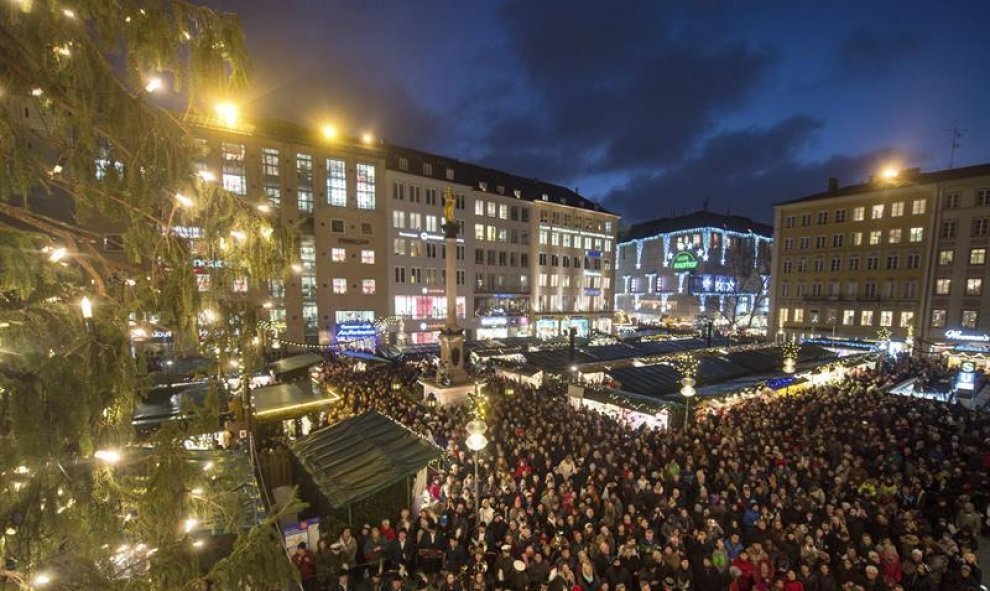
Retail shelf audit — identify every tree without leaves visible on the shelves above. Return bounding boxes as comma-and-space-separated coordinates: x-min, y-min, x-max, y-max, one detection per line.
0, 1, 298, 588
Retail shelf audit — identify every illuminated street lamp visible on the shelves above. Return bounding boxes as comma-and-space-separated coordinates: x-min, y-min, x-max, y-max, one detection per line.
465, 418, 488, 543
214, 101, 239, 126
680, 376, 696, 430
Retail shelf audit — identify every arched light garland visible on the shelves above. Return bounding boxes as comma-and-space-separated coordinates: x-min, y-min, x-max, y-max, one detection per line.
619, 227, 773, 272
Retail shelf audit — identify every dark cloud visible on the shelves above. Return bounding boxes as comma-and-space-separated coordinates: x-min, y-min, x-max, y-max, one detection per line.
603, 114, 912, 224
476, 1, 776, 179
833, 30, 926, 79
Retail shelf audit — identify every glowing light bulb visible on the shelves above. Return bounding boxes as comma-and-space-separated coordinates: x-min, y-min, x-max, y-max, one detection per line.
174, 193, 194, 208
230, 230, 247, 242
214, 102, 239, 126
322, 124, 337, 140
32, 573, 52, 587
48, 247, 67, 262
80, 296, 93, 319
62, 8, 75, 18
183, 518, 198, 533
144, 77, 162, 93
361, 132, 374, 145
94, 449, 121, 464
197, 170, 216, 182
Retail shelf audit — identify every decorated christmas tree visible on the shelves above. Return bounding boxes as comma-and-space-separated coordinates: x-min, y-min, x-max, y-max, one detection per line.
1, 0, 297, 588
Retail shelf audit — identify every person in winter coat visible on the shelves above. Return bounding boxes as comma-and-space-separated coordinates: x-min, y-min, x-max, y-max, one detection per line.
955, 502, 981, 536
693, 556, 724, 591
781, 570, 804, 591
293, 542, 318, 591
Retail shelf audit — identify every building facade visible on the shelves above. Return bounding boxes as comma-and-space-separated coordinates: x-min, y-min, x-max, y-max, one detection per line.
770, 164, 990, 357
615, 212, 773, 331
181, 116, 390, 346
384, 146, 618, 342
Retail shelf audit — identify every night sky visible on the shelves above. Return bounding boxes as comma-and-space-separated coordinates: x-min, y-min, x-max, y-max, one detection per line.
208, 0, 990, 224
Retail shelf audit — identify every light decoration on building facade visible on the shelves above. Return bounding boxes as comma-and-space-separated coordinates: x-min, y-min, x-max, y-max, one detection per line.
620, 227, 771, 272
677, 272, 689, 294
645, 273, 656, 293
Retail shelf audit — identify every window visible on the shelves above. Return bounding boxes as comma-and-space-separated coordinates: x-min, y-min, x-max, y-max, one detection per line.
409, 212, 422, 230
474, 200, 484, 216
860, 310, 874, 326
935, 279, 951, 295
866, 255, 878, 270
909, 227, 923, 242
785, 215, 795, 228
944, 192, 960, 209
880, 311, 893, 327
221, 142, 246, 195
973, 218, 990, 237
939, 250, 954, 265
871, 204, 884, 219
816, 211, 828, 224
261, 147, 279, 177
398, 157, 408, 171
886, 254, 898, 270
264, 185, 281, 208
912, 199, 926, 215
409, 241, 422, 258
962, 310, 979, 329
851, 232, 863, 246
393, 238, 406, 256
487, 202, 496, 217
869, 231, 881, 245
800, 214, 812, 227
361, 222, 373, 235
978, 189, 990, 206
446, 168, 454, 181
970, 248, 986, 265
357, 279, 374, 295
848, 257, 860, 271
843, 310, 855, 325
835, 209, 846, 223
327, 159, 347, 206
793, 308, 804, 323
906, 253, 920, 269
815, 235, 827, 248
783, 238, 793, 251
423, 163, 433, 176
931, 309, 947, 327
361, 249, 375, 264
941, 221, 958, 238
966, 278, 983, 296
846, 282, 858, 297
799, 237, 809, 250
356, 163, 376, 210
782, 259, 793, 273
330, 219, 344, 233
832, 234, 844, 248
864, 281, 877, 298
830, 257, 842, 272
296, 153, 313, 187
331, 248, 346, 262
797, 258, 808, 272
499, 204, 509, 220
888, 228, 902, 244
294, 185, 320, 213
300, 276, 316, 300
890, 202, 904, 217
853, 207, 865, 221
332, 278, 347, 294
904, 280, 918, 299
813, 257, 824, 272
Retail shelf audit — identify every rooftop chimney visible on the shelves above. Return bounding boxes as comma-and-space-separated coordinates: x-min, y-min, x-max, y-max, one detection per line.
827, 177, 839, 192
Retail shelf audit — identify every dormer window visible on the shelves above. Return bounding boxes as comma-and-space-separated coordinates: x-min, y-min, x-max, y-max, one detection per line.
479, 181, 488, 191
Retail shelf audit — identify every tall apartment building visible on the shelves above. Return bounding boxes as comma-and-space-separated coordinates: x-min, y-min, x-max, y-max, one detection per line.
384, 146, 619, 342
182, 116, 389, 346
770, 163, 990, 359
615, 212, 772, 330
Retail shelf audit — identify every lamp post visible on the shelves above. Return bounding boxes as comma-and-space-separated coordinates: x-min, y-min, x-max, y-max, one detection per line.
680, 377, 696, 430
464, 418, 488, 543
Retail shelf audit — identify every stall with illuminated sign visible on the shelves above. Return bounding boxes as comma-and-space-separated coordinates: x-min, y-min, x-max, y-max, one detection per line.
474, 315, 530, 340
333, 320, 378, 350
930, 329, 990, 371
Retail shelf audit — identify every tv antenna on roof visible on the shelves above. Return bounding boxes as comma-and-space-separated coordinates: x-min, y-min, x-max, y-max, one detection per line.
945, 122, 966, 168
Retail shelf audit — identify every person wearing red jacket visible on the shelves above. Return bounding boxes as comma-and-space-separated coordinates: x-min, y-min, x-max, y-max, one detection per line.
782, 570, 805, 591
292, 542, 317, 591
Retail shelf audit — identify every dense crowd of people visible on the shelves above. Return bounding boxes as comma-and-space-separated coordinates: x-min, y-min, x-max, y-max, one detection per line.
289, 355, 989, 591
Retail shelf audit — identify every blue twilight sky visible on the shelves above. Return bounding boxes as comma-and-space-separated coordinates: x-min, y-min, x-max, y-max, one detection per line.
207, 0, 990, 224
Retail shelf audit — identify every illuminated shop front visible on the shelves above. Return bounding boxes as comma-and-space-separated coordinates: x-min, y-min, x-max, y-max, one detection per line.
475, 315, 531, 340
394, 295, 467, 345
333, 311, 377, 351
